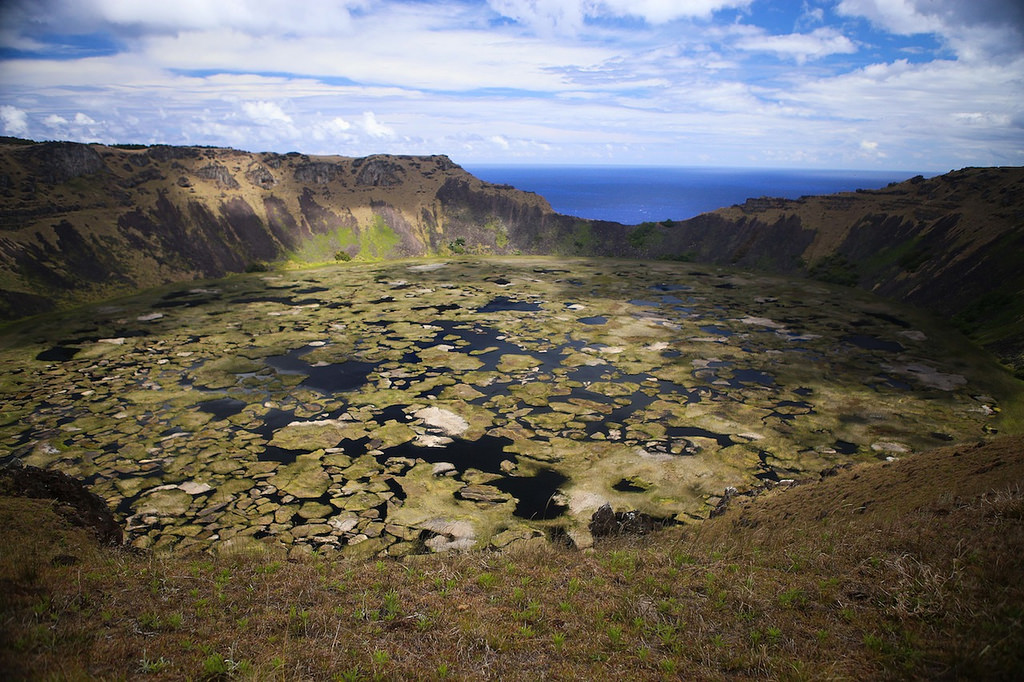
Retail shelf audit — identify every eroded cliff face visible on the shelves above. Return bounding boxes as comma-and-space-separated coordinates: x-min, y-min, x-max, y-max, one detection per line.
0, 142, 556, 317
653, 168, 1024, 373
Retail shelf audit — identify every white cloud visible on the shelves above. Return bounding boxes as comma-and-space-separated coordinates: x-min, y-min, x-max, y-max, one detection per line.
241, 100, 292, 125
74, 112, 97, 125
0, 0, 1019, 167
797, 4, 825, 29
360, 111, 394, 138
0, 104, 28, 135
859, 139, 886, 158
598, 0, 753, 23
487, 0, 753, 33
736, 27, 857, 63
838, 0, 1024, 60
837, 0, 944, 36
311, 115, 353, 143
19, 0, 369, 37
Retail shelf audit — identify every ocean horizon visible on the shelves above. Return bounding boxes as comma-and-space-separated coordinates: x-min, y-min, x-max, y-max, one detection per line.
464, 165, 932, 225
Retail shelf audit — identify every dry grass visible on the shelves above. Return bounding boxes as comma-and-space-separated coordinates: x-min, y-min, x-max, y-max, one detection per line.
2, 437, 1023, 680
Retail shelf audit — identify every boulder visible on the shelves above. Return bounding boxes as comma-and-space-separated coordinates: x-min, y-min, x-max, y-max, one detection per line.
0, 462, 122, 545
589, 503, 666, 538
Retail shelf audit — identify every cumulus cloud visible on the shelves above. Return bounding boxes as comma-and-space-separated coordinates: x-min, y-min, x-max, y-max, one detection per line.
486, 0, 752, 33
598, 0, 753, 23
0, 0, 1019, 167
360, 111, 394, 138
241, 100, 292, 125
736, 27, 857, 63
4, 0, 369, 39
859, 139, 886, 158
0, 104, 28, 135
838, 0, 1024, 60
311, 115, 353, 142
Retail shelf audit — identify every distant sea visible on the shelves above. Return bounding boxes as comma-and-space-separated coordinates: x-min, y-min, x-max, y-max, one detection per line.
464, 166, 930, 225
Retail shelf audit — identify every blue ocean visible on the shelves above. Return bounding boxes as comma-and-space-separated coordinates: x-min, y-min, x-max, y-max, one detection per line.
464, 166, 928, 225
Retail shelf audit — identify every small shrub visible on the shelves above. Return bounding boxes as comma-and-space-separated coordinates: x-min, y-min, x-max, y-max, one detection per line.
138, 653, 170, 674
381, 588, 401, 620
334, 666, 364, 682
289, 605, 311, 636
808, 253, 858, 286
201, 653, 229, 679
778, 587, 808, 608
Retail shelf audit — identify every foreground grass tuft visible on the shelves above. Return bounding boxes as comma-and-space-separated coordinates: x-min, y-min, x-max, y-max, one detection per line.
2, 437, 1024, 679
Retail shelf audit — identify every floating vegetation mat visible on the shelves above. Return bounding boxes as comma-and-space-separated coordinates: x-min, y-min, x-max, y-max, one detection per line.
0, 257, 1009, 557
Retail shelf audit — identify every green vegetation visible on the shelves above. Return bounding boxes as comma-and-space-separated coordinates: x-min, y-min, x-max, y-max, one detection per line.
0, 256, 1015, 558
484, 218, 510, 249
291, 224, 358, 264
448, 237, 467, 254
627, 221, 662, 251
289, 214, 398, 263
561, 221, 595, 255
861, 236, 931, 274
358, 214, 400, 260
2, 436, 1023, 679
808, 252, 859, 286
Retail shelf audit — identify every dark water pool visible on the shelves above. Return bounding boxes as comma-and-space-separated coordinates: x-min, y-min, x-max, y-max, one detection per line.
35, 345, 80, 361
267, 346, 379, 393
198, 397, 246, 420
477, 296, 543, 313
493, 468, 569, 519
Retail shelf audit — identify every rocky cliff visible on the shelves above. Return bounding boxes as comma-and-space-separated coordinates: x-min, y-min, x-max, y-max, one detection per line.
1, 139, 1021, 372
0, 140, 568, 318
651, 167, 1024, 374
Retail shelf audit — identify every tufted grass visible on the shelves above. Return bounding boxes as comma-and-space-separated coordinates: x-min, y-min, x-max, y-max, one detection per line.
2, 436, 1023, 680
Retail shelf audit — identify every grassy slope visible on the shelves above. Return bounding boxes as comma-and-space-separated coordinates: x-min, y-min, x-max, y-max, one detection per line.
2, 436, 1022, 681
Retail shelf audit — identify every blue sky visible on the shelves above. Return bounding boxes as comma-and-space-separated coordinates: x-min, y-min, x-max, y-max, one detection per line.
0, 0, 1022, 170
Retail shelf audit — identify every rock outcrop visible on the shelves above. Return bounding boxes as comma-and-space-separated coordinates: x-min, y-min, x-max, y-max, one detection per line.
0, 461, 123, 545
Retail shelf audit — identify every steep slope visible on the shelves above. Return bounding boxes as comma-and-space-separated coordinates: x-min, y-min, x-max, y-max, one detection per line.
652, 167, 1024, 374
0, 140, 564, 318
2, 436, 1022, 679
